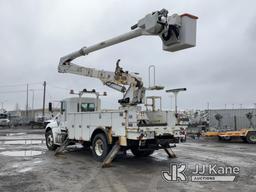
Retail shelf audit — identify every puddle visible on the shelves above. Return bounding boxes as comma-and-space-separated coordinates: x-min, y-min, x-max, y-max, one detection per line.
0, 132, 26, 136
18, 167, 33, 173
0, 150, 44, 157
6, 133, 26, 136
151, 152, 168, 161
0, 139, 45, 145
33, 160, 43, 164
12, 164, 19, 168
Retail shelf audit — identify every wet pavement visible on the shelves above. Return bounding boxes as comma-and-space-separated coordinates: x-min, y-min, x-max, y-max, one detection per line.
0, 127, 255, 192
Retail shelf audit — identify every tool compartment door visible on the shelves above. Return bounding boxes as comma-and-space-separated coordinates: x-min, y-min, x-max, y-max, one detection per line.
81, 113, 90, 141
111, 112, 126, 136
74, 113, 82, 140
67, 113, 75, 139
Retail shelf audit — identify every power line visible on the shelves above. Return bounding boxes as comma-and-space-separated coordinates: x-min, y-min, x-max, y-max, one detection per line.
47, 84, 70, 91
0, 82, 42, 88
0, 89, 43, 94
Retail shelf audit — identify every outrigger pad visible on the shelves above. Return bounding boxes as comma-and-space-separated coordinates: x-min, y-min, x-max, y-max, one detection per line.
164, 148, 177, 158
54, 138, 70, 156
102, 143, 121, 168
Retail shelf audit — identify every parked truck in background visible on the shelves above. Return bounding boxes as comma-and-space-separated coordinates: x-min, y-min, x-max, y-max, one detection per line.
0, 112, 10, 127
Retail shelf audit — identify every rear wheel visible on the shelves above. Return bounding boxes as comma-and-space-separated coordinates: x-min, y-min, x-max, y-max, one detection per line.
131, 148, 154, 157
45, 130, 58, 151
92, 133, 110, 161
246, 131, 256, 144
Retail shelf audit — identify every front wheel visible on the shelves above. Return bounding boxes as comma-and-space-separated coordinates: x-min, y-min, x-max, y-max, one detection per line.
131, 148, 154, 157
45, 130, 58, 151
92, 133, 110, 161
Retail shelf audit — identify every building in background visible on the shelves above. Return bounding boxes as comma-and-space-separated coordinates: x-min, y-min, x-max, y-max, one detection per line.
208, 109, 256, 131
8, 108, 59, 125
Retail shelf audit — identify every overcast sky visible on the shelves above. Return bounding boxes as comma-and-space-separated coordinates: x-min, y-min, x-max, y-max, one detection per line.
0, 0, 256, 111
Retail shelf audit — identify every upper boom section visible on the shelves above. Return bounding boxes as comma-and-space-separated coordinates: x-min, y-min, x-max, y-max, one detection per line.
59, 8, 198, 67
58, 9, 198, 107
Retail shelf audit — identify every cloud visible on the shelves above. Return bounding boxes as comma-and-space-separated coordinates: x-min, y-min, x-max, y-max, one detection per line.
0, 0, 256, 110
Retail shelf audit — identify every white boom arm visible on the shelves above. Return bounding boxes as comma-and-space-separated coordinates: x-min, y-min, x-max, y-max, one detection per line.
59, 59, 145, 106
58, 9, 198, 106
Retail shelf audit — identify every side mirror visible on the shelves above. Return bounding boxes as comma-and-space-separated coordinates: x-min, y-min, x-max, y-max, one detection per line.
48, 102, 52, 112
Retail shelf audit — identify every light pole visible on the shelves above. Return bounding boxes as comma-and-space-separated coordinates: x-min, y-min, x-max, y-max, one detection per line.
30, 89, 35, 120
166, 88, 187, 114
207, 102, 210, 111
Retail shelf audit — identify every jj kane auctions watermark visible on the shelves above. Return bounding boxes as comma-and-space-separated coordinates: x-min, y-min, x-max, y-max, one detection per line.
162, 163, 240, 182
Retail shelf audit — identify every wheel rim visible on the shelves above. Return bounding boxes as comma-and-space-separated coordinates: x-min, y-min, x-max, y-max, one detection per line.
95, 139, 104, 156
47, 134, 53, 147
249, 135, 256, 142
223, 136, 231, 140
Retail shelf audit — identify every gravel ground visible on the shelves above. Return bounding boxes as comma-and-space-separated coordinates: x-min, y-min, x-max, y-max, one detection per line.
0, 127, 255, 192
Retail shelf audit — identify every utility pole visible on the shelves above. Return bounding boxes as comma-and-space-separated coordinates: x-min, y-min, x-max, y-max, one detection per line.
31, 89, 35, 121
26, 84, 29, 119
0, 100, 7, 111
42, 81, 46, 122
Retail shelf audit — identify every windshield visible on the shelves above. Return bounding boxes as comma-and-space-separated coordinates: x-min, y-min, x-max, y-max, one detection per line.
81, 103, 95, 112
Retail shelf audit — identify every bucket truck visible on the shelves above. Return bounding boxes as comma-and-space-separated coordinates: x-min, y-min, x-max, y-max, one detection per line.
45, 9, 198, 167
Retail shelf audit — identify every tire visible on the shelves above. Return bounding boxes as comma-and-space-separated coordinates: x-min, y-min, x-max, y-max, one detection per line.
246, 131, 256, 144
222, 136, 232, 141
130, 148, 154, 157
45, 130, 58, 151
91, 133, 110, 161
241, 136, 247, 143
